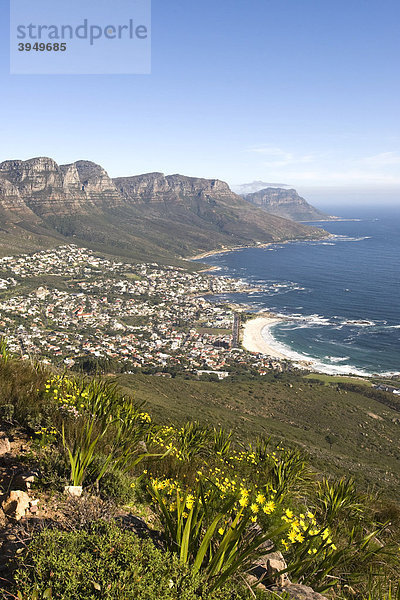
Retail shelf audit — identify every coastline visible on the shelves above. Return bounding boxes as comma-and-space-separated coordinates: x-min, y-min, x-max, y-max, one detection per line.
188, 233, 333, 262
241, 314, 290, 360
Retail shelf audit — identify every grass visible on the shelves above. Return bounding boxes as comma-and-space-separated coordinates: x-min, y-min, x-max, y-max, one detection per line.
303, 373, 373, 387
117, 372, 400, 496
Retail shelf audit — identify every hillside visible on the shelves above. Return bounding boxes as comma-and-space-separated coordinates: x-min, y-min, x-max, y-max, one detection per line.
0, 158, 328, 262
119, 371, 400, 496
0, 356, 399, 599
242, 187, 334, 222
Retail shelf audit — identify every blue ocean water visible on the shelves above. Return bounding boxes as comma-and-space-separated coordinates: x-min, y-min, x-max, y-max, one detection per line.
200, 206, 400, 376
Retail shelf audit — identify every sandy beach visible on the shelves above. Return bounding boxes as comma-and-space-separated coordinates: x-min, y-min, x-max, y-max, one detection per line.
242, 315, 289, 359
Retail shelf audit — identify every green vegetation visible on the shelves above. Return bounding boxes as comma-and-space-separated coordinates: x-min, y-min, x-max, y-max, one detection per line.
0, 336, 10, 365
303, 373, 372, 387
13, 523, 255, 600
0, 351, 399, 599
117, 371, 400, 494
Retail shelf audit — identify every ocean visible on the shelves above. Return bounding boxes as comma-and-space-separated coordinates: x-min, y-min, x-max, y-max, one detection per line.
199, 206, 400, 376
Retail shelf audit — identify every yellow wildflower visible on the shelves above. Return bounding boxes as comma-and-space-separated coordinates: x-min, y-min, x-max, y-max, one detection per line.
186, 494, 195, 510
288, 530, 298, 544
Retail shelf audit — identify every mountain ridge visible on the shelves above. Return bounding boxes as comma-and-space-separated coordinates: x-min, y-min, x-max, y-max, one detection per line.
0, 157, 329, 262
242, 186, 334, 222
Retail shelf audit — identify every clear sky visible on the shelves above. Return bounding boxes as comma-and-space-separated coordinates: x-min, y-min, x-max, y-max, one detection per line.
1, 0, 400, 198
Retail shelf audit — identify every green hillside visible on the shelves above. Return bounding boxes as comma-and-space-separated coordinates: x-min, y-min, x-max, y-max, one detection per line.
0, 353, 399, 599
118, 371, 400, 496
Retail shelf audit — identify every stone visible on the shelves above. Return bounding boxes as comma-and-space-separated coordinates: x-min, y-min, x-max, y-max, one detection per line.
137, 440, 148, 453
0, 507, 7, 528
0, 433, 11, 456
14, 471, 36, 490
2, 490, 30, 521
266, 551, 291, 587
64, 485, 83, 497
248, 550, 290, 588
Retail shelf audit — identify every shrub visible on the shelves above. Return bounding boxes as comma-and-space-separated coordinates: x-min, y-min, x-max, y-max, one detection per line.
33, 448, 69, 492
12, 522, 255, 600
98, 468, 136, 505
60, 496, 118, 530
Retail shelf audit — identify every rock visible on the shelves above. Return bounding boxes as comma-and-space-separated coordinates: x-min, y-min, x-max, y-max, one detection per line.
266, 551, 291, 587
64, 485, 83, 497
0, 433, 11, 456
14, 471, 36, 490
245, 574, 266, 590
0, 507, 7, 528
2, 490, 30, 521
270, 583, 329, 600
248, 550, 290, 588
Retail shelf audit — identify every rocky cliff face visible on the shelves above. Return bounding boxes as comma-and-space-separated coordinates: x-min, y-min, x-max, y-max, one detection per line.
0, 176, 32, 218
67, 161, 122, 207
0, 157, 328, 260
114, 173, 235, 205
0, 158, 121, 219
243, 187, 330, 222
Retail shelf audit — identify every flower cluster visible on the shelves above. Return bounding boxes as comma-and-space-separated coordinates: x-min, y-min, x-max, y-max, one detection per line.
150, 472, 276, 526
32, 425, 58, 449
281, 508, 337, 553
137, 411, 152, 424
33, 425, 58, 437
44, 376, 87, 417
149, 426, 187, 461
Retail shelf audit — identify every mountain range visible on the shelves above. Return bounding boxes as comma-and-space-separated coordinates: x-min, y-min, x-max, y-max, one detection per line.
0, 157, 328, 262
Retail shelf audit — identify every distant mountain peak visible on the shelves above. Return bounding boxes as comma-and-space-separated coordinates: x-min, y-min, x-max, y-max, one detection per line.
232, 181, 293, 195
242, 186, 333, 222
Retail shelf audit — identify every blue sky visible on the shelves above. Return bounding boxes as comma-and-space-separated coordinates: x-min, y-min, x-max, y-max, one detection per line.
1, 0, 400, 197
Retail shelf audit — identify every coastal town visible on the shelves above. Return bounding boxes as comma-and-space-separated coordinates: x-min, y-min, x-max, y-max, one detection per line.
0, 245, 289, 377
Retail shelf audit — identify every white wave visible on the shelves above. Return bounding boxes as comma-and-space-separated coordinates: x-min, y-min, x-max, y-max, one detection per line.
261, 323, 374, 376
324, 356, 350, 363
332, 235, 372, 243
286, 314, 331, 326
379, 370, 400, 377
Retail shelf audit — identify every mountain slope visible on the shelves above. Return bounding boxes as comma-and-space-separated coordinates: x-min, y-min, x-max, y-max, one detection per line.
243, 187, 333, 222
0, 158, 328, 261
